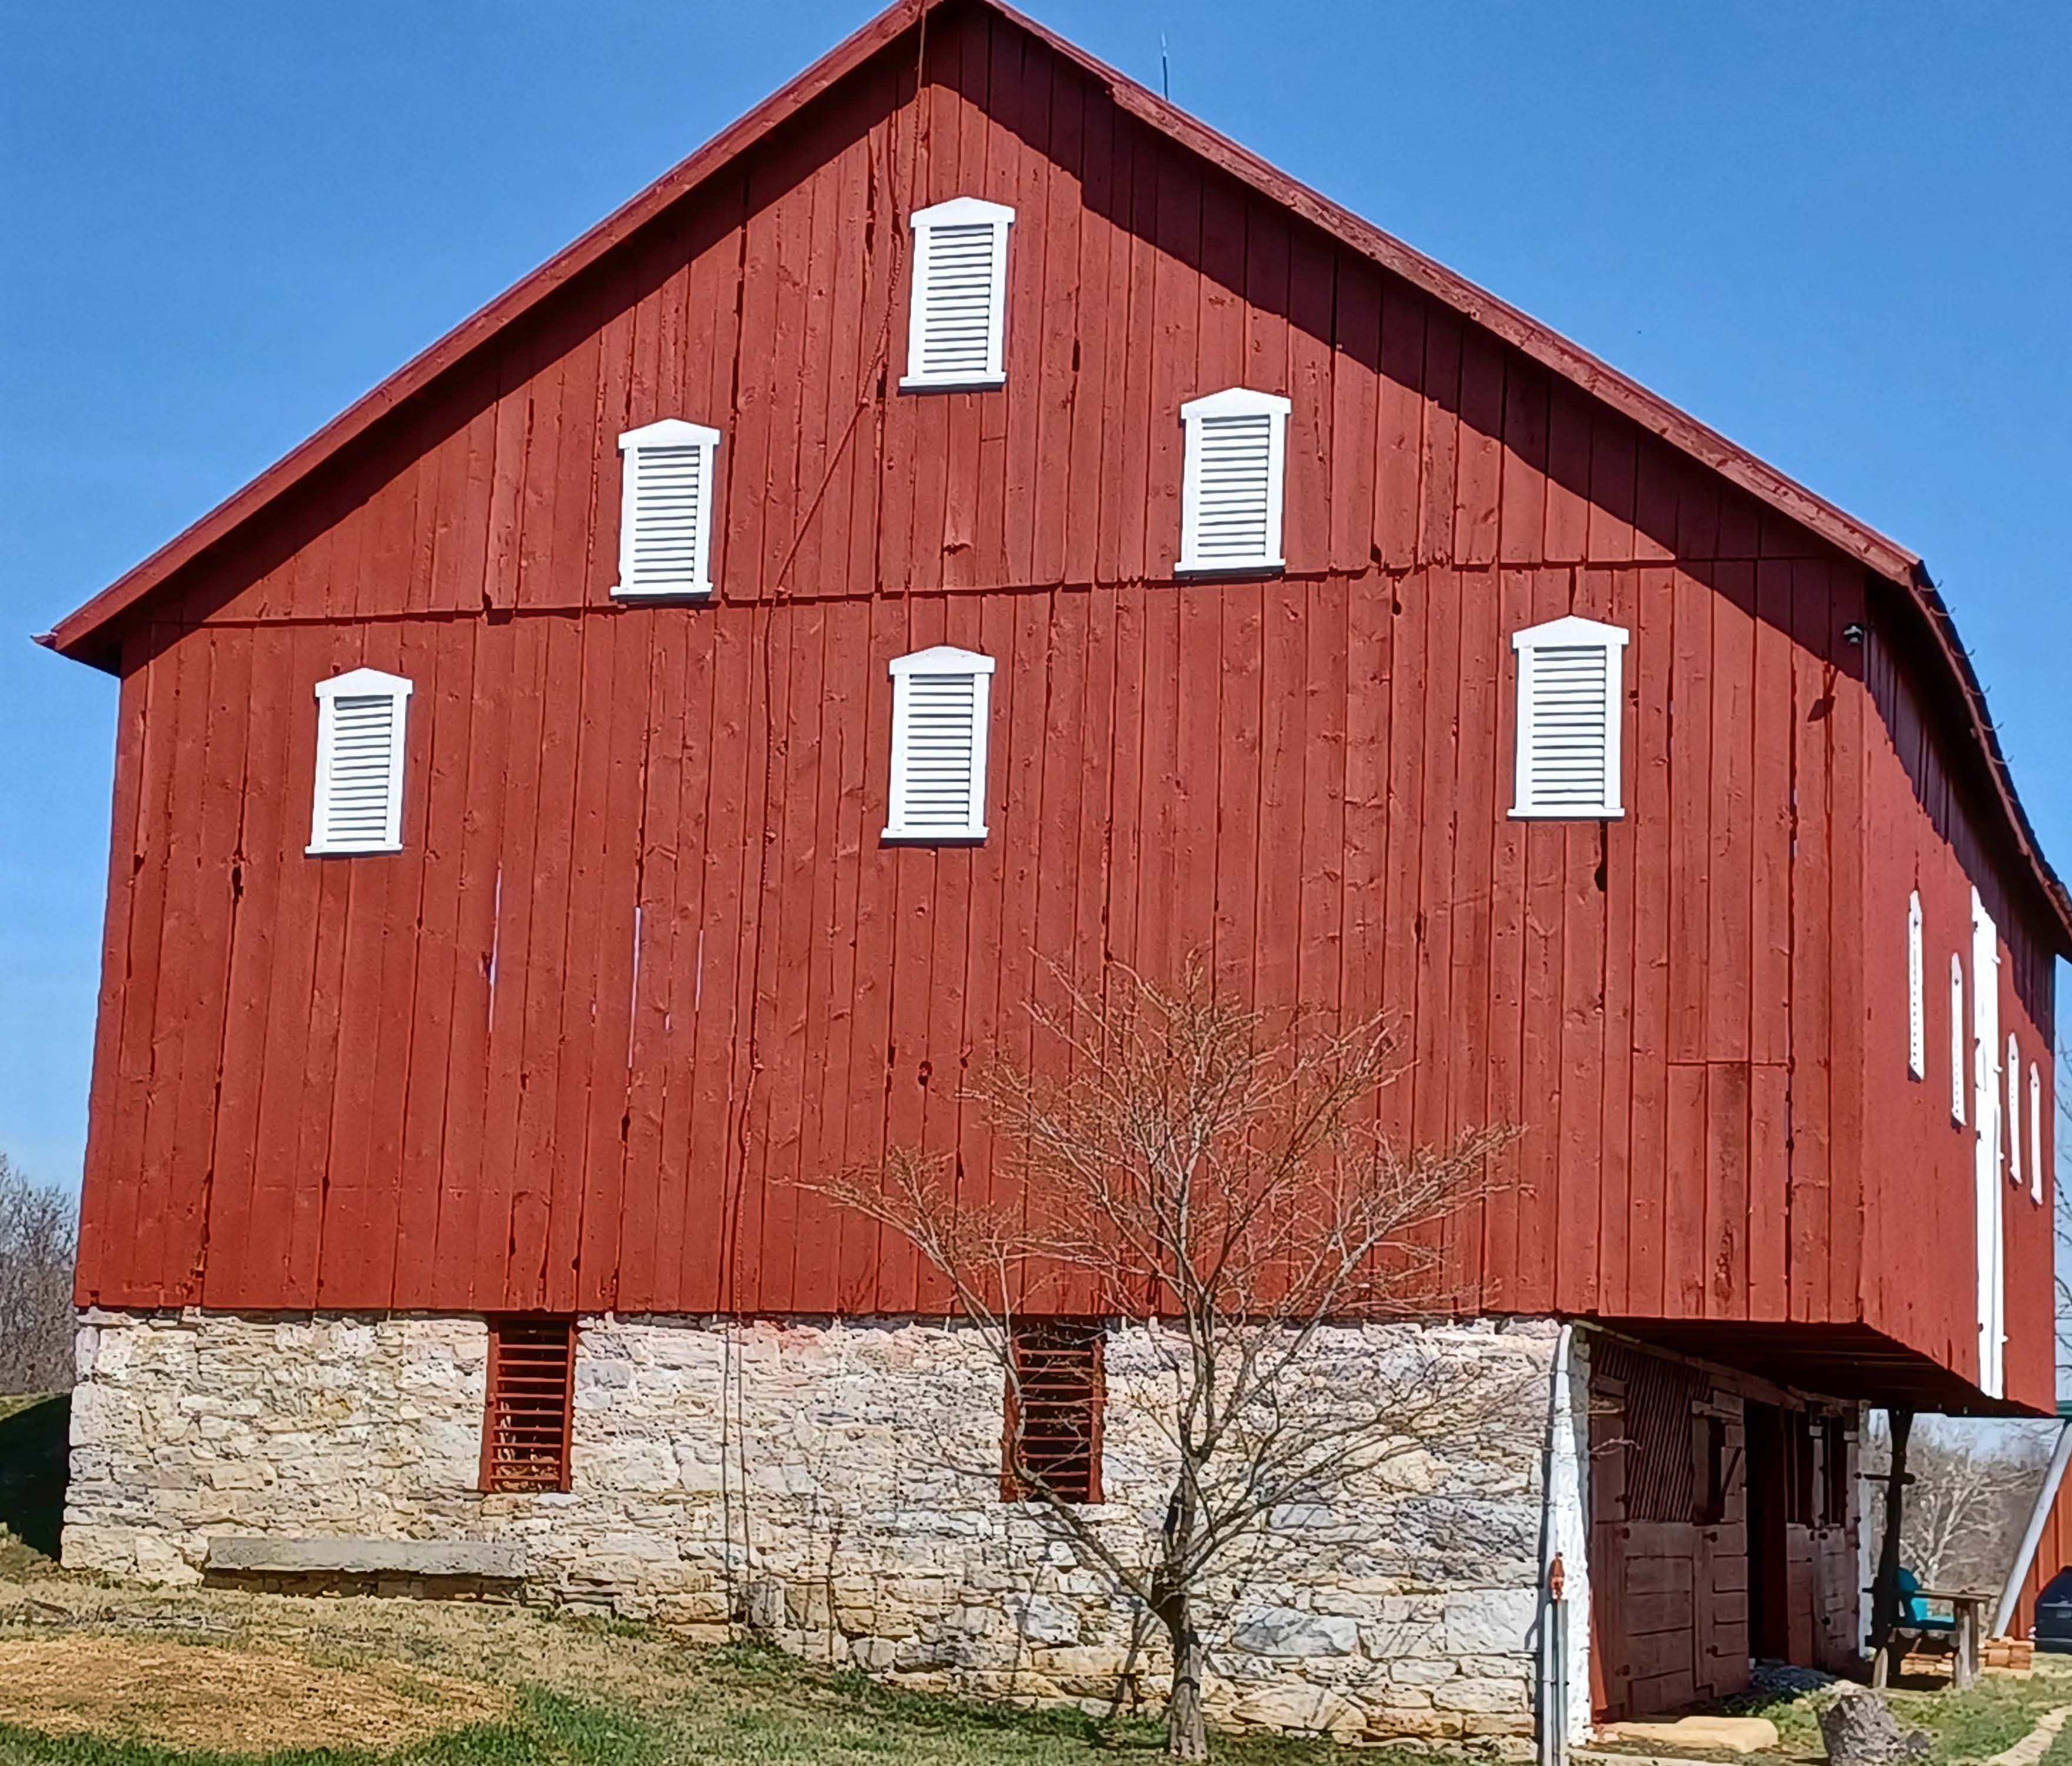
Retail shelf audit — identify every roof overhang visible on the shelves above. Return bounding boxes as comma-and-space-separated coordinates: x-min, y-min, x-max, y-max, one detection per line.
34, 0, 2071, 949
1598, 1317, 2051, 1419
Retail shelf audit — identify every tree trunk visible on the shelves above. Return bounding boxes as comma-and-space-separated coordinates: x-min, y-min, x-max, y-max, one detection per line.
1161, 1591, 1210, 1761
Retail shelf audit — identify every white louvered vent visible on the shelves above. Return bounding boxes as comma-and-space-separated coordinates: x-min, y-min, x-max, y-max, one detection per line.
1907, 891, 1925, 1079
615, 419, 720, 597
309, 668, 413, 855
2008, 1034, 2022, 1191
885, 646, 994, 841
2030, 1063, 2043, 1203
902, 198, 1014, 391
1510, 616, 1629, 819
1950, 954, 1967, 1124
1178, 387, 1290, 574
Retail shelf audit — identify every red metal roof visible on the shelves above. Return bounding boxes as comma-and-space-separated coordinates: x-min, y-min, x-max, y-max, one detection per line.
37, 0, 2069, 948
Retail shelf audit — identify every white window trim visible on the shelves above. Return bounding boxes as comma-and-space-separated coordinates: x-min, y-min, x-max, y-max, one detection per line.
308, 666, 413, 855
1950, 954, 1967, 1125
884, 645, 995, 842
613, 417, 721, 599
1907, 891, 1925, 1079
1509, 614, 1630, 821
1176, 386, 1292, 576
2030, 1063, 2044, 1204
901, 197, 1015, 391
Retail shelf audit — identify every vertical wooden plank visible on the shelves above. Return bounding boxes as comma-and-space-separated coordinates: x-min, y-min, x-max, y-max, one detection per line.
793, 595, 870, 1312
1706, 565, 1756, 1065
1749, 1063, 1791, 1320
1174, 583, 1224, 971
607, 608, 680, 1311
506, 613, 585, 1307
1065, 83, 1117, 587
689, 595, 762, 1312
837, 595, 905, 1311
394, 619, 479, 1308
1374, 283, 1425, 569
245, 624, 332, 1305
1214, 579, 1264, 1001
1480, 569, 1530, 1307
1665, 1061, 1710, 1314
1788, 559, 1835, 1322
1447, 564, 1499, 1300
1284, 229, 1335, 577
1667, 571, 1714, 1064
1626, 566, 1676, 1316
1299, 573, 1348, 1031
1031, 61, 1084, 590
1543, 384, 1592, 565
1377, 569, 1426, 1154
1705, 1059, 1752, 1319
130, 627, 216, 1301
472, 615, 549, 1306
1826, 563, 1869, 1322
1417, 311, 1463, 566
1748, 562, 1797, 1319
1498, 365, 1549, 566
1255, 577, 1305, 1014
1411, 565, 1462, 1229
753, 600, 824, 1312
1328, 265, 1381, 576
351, 619, 437, 1307
75, 644, 155, 1303
1453, 333, 1503, 568
1588, 415, 1639, 564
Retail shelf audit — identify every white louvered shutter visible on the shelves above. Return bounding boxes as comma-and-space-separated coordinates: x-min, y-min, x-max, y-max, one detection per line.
1177, 387, 1291, 573
1950, 955, 1967, 1124
615, 419, 720, 597
2030, 1064, 2043, 1203
885, 646, 994, 841
2008, 1034, 2022, 1190
902, 198, 1014, 390
1510, 616, 1629, 819
1907, 891, 1925, 1078
309, 668, 413, 854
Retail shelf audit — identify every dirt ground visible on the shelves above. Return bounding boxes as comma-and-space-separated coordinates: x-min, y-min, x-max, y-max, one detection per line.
0, 1632, 514, 1751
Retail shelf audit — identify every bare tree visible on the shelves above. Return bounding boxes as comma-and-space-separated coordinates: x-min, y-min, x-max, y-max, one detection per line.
823, 961, 1522, 1761
0, 1156, 78, 1394
1863, 1416, 2050, 1594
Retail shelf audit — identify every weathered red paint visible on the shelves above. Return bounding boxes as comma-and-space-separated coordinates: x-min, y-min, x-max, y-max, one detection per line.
58, 0, 2060, 1414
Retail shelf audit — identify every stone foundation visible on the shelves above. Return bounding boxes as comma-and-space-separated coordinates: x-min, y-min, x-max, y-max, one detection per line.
65, 1309, 1583, 1742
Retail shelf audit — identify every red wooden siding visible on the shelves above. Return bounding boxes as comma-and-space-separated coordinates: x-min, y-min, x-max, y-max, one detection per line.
1859, 626, 2057, 1405
69, 4, 2057, 1408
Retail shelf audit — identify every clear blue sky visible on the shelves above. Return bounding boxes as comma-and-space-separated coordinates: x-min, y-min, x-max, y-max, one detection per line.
3, 1, 2069, 1196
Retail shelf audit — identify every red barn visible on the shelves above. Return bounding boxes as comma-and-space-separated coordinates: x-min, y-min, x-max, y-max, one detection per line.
44, 0, 2064, 1739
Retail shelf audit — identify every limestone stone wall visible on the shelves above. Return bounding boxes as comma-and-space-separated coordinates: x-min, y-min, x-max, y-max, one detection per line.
65, 1309, 1574, 1743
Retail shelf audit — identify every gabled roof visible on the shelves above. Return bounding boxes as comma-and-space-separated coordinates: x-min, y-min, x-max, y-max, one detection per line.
36, 0, 2070, 948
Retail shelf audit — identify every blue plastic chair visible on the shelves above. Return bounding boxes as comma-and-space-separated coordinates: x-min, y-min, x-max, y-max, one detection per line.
1897, 1568, 1952, 1633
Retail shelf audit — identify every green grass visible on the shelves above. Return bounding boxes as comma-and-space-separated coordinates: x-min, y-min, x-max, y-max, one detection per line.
0, 1618, 1436, 1766
1706, 1657, 2072, 1765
